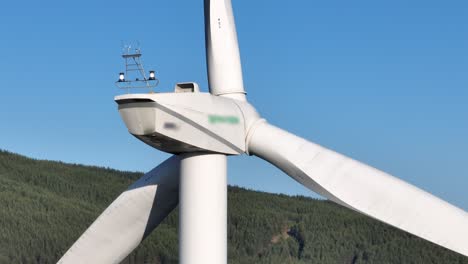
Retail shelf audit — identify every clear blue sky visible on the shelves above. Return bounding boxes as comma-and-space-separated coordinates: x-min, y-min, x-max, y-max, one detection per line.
0, 0, 467, 210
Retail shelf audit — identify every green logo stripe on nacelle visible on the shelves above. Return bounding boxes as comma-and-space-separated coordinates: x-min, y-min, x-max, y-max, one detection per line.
209, 115, 240, 124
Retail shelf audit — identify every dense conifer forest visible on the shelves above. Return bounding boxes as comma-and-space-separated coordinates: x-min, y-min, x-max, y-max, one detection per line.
0, 150, 467, 263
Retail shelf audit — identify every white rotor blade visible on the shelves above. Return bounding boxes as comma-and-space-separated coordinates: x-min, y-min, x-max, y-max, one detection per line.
58, 155, 180, 264
248, 121, 468, 257
205, 0, 246, 99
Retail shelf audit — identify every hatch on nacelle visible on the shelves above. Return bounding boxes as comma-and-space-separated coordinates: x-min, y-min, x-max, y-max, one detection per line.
175, 82, 200, 93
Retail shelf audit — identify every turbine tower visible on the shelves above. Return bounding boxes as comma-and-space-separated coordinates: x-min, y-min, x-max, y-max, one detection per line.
59, 0, 468, 263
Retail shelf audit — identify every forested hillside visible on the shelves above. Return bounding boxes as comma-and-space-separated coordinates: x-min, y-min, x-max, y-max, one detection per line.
0, 150, 466, 264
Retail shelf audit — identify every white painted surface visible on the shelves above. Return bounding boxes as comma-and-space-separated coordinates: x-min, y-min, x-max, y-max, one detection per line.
116, 93, 262, 155
117, 93, 248, 154
179, 153, 227, 264
205, 0, 246, 100
58, 156, 181, 264
247, 121, 468, 257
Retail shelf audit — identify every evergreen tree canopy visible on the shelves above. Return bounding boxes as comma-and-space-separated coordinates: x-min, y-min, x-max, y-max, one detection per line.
0, 150, 466, 263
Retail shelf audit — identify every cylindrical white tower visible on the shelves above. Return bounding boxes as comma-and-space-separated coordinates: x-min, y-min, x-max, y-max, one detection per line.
179, 153, 227, 264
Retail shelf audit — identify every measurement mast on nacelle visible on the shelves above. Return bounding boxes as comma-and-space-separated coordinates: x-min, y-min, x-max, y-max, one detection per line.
115, 43, 159, 93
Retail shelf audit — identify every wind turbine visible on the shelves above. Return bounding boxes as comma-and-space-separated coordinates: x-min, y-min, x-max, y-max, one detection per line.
59, 0, 468, 263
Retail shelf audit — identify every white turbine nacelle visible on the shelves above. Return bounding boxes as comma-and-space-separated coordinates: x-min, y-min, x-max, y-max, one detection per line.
115, 83, 260, 155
